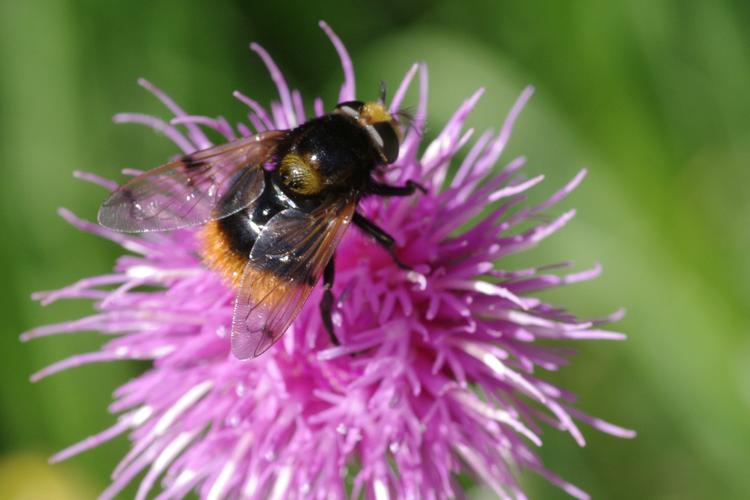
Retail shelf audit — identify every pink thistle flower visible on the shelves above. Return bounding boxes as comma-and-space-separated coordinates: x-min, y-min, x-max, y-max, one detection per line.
25, 22, 634, 500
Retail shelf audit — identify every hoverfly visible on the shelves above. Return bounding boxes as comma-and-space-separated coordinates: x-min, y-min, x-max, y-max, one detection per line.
98, 89, 421, 359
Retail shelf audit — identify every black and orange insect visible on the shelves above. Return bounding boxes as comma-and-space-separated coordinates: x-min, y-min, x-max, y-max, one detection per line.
98, 91, 422, 359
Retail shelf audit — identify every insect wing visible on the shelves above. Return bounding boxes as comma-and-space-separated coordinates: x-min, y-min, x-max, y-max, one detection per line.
231, 198, 356, 359
98, 131, 285, 232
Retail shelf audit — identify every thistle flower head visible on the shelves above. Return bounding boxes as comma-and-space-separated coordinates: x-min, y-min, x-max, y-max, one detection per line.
26, 22, 634, 499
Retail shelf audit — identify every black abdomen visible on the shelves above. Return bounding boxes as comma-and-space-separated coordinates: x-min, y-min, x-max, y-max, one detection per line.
217, 171, 284, 257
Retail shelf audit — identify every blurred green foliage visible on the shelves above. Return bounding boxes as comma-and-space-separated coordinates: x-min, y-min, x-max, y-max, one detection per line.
1, 1, 748, 498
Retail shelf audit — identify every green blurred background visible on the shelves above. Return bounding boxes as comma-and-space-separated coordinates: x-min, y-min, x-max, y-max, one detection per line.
1, 1, 748, 498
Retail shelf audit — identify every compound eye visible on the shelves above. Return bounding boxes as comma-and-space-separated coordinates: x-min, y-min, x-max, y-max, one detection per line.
278, 154, 322, 195
335, 100, 365, 119
373, 122, 400, 163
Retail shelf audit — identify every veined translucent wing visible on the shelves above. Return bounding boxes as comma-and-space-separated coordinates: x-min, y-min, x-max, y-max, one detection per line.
231, 197, 357, 359
98, 131, 285, 232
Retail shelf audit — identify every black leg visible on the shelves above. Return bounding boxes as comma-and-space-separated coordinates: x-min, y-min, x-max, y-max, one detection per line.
352, 212, 411, 270
320, 256, 339, 346
367, 180, 426, 197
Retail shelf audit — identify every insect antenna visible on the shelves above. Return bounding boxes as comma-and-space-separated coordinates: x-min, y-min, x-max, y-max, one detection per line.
393, 107, 423, 138
378, 80, 387, 105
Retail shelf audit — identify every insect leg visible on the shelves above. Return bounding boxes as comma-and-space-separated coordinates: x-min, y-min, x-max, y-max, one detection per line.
352, 212, 411, 270
367, 180, 427, 197
320, 256, 340, 346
